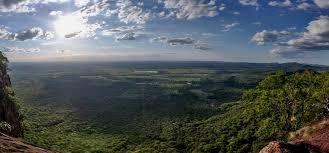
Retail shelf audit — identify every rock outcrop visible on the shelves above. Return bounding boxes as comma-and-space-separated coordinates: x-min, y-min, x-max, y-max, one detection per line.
0, 133, 52, 153
260, 118, 329, 153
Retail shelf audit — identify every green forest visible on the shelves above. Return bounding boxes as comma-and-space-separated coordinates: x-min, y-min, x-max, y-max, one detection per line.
8, 62, 329, 153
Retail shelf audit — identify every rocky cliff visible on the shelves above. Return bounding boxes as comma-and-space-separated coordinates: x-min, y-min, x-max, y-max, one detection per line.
0, 54, 22, 137
0, 52, 51, 152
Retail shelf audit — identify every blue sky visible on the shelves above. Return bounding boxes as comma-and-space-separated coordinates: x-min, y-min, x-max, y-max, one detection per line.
0, 0, 329, 64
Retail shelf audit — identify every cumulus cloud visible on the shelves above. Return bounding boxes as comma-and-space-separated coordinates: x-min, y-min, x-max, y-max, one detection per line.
159, 0, 219, 20
116, 0, 152, 24
297, 2, 312, 10
239, 0, 258, 6
252, 16, 329, 58
251, 30, 289, 45
268, 0, 292, 7
167, 37, 195, 45
222, 23, 239, 32
280, 16, 329, 51
0, 27, 54, 41
78, 0, 108, 17
313, 0, 329, 9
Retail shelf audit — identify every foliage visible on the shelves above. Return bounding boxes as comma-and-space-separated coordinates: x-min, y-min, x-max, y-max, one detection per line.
0, 121, 11, 133
179, 70, 329, 153
10, 62, 329, 152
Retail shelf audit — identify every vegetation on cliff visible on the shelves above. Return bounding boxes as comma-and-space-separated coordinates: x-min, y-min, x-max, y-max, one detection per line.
0, 51, 22, 137
185, 70, 329, 153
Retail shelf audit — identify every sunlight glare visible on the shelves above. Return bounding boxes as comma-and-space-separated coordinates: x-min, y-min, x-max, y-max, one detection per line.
54, 14, 86, 38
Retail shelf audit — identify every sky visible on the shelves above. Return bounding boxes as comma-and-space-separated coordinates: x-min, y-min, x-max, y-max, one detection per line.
0, 0, 329, 64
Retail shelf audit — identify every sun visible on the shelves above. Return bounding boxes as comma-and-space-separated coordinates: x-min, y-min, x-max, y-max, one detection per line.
54, 14, 86, 38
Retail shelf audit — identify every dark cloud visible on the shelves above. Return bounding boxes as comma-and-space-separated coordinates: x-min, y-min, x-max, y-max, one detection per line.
0, 0, 23, 8
0, 27, 53, 41
65, 31, 81, 38
167, 37, 195, 45
239, 0, 258, 6
15, 27, 44, 41
194, 43, 211, 50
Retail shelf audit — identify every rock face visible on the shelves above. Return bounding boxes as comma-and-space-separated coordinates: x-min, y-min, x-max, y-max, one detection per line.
0, 54, 52, 152
259, 141, 320, 153
260, 118, 329, 153
0, 133, 53, 153
0, 66, 23, 137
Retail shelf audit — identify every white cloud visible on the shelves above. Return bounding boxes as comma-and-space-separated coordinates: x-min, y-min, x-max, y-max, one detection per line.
233, 11, 240, 15
102, 25, 144, 36
297, 2, 312, 10
219, 4, 225, 11
222, 23, 239, 32
253, 16, 329, 58
78, 0, 108, 17
251, 30, 289, 45
282, 16, 329, 51
116, 0, 152, 24
1, 47, 40, 53
313, 0, 329, 9
74, 0, 90, 7
116, 32, 136, 41
0, 28, 15, 40
239, 0, 258, 6
268, 0, 292, 7
159, 0, 219, 20
49, 10, 63, 16
151, 36, 167, 42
